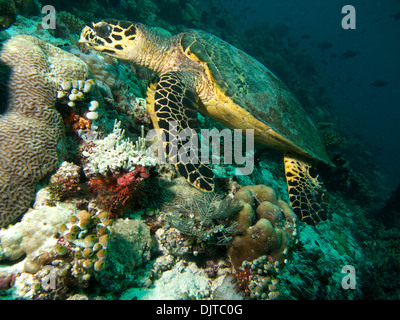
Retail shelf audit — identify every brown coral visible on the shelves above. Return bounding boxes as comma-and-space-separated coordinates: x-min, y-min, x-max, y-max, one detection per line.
58, 11, 85, 34
228, 185, 298, 267
0, 35, 91, 228
0, 272, 15, 290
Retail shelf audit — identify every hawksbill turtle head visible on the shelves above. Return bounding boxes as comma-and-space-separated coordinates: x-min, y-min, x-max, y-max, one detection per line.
79, 20, 144, 60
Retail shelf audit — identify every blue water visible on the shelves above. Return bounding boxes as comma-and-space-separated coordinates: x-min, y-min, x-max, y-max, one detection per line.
208, 0, 400, 187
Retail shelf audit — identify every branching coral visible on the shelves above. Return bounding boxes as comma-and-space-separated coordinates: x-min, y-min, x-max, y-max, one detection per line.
81, 120, 156, 177
79, 118, 155, 217
0, 35, 91, 228
228, 184, 298, 268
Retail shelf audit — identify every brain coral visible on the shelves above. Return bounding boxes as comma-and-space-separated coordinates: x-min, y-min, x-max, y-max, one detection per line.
0, 35, 91, 228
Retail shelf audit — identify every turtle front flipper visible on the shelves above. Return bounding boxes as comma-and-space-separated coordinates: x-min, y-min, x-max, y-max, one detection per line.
283, 153, 329, 226
147, 72, 215, 192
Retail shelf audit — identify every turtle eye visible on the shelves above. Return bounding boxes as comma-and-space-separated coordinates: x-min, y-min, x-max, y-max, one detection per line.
94, 22, 111, 38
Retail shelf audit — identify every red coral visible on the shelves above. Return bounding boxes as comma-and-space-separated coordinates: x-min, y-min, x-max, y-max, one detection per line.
117, 166, 150, 186
62, 109, 91, 133
88, 166, 149, 217
233, 266, 253, 296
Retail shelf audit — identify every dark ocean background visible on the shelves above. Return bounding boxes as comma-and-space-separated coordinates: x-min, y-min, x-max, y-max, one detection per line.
205, 0, 400, 188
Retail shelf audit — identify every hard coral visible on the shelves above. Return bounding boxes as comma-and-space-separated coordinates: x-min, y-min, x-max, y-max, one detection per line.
0, 35, 91, 228
0, 0, 17, 31
58, 11, 85, 34
81, 119, 156, 177
97, 218, 153, 292
13, 0, 37, 15
0, 272, 15, 290
228, 185, 298, 268
69, 48, 144, 112
47, 161, 81, 204
54, 208, 113, 288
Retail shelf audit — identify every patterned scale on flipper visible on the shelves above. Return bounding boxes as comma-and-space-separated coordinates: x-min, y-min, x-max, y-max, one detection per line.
146, 72, 215, 192
284, 153, 329, 226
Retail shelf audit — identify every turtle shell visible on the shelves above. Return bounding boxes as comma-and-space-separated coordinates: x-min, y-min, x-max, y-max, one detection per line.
180, 29, 329, 164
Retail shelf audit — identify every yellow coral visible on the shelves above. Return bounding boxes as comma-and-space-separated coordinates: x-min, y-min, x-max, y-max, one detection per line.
54, 207, 114, 286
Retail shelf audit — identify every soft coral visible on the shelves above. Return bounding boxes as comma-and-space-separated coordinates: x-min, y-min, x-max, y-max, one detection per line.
88, 165, 149, 217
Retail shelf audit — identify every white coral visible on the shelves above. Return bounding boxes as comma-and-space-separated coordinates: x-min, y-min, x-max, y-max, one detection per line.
82, 120, 157, 176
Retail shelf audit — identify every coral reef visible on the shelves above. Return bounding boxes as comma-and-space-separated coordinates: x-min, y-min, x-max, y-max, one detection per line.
0, 0, 17, 31
228, 185, 298, 268
79, 119, 156, 215
58, 11, 85, 34
0, 204, 75, 270
0, 0, 39, 31
0, 0, 397, 301
0, 35, 91, 228
319, 152, 374, 205
0, 272, 15, 291
47, 161, 81, 205
1, 15, 71, 46
81, 120, 156, 176
165, 191, 243, 250
0, 197, 113, 298
96, 218, 153, 292
69, 48, 146, 114
121, 260, 211, 300
88, 165, 150, 216
320, 129, 347, 149
377, 184, 400, 228
144, 181, 299, 300
13, 0, 38, 15
52, 207, 114, 289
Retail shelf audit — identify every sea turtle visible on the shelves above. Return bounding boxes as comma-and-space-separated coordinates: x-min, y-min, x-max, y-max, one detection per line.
79, 20, 330, 226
